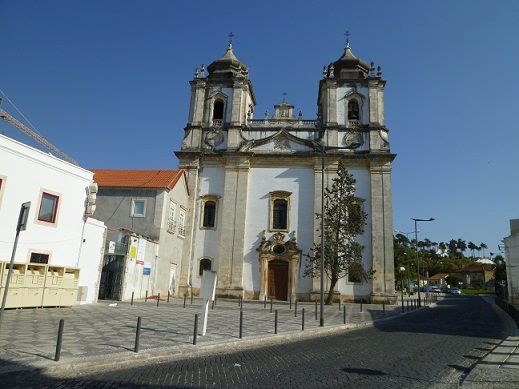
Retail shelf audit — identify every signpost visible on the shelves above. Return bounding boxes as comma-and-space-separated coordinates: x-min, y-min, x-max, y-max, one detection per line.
200, 270, 217, 336
0, 202, 30, 330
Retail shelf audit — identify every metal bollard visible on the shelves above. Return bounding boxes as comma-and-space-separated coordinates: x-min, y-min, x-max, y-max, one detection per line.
338, 299, 341, 311
264, 296, 266, 309
239, 309, 243, 339
157, 293, 160, 307
289, 297, 292, 310
302, 308, 305, 331
401, 297, 404, 313
315, 300, 318, 320
360, 300, 363, 312
407, 300, 409, 312
134, 316, 141, 353
211, 300, 215, 310
294, 300, 298, 317
193, 314, 198, 345
343, 305, 346, 324
54, 319, 65, 361
167, 291, 170, 303
383, 302, 385, 314
274, 310, 278, 334
145, 290, 148, 303
131, 291, 134, 306
270, 299, 273, 313
183, 295, 186, 308
191, 293, 193, 305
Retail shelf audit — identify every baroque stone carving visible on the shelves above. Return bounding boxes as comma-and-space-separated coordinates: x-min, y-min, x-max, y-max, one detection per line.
204, 128, 224, 150
343, 131, 364, 149
273, 136, 290, 150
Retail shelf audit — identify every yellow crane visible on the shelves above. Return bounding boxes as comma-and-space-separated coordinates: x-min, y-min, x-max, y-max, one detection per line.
0, 100, 79, 165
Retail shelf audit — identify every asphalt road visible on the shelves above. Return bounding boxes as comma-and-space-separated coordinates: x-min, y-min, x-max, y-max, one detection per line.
2, 296, 513, 388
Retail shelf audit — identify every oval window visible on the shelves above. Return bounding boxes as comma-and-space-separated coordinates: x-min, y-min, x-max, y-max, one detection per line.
273, 244, 286, 255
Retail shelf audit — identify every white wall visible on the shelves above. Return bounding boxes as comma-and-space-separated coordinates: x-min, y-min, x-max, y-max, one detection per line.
76, 217, 106, 303
0, 134, 105, 304
243, 167, 315, 293
190, 167, 225, 288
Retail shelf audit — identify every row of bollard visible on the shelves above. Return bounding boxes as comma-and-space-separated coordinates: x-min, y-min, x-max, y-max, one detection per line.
53, 296, 393, 360
130, 290, 221, 309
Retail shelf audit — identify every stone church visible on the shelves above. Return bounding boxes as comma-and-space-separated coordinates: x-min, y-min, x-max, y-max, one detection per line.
175, 40, 396, 303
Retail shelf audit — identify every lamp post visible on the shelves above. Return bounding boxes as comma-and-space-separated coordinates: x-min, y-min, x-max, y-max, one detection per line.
411, 217, 434, 307
395, 230, 415, 296
399, 266, 405, 303
319, 145, 353, 327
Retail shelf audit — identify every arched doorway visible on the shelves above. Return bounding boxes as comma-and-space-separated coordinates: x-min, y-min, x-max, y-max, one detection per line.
257, 232, 301, 301
268, 260, 289, 300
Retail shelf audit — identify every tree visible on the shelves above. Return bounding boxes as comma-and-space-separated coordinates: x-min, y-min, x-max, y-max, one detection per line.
457, 239, 467, 255
445, 275, 462, 288
480, 242, 488, 258
448, 240, 458, 257
467, 242, 476, 258
305, 161, 369, 304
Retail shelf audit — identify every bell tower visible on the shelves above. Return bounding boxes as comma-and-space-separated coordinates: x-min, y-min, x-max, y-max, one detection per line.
182, 37, 256, 152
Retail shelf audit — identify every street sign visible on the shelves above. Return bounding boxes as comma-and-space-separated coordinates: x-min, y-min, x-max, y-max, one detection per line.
17, 202, 31, 231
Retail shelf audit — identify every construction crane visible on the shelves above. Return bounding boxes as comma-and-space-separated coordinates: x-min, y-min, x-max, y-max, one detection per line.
0, 100, 79, 165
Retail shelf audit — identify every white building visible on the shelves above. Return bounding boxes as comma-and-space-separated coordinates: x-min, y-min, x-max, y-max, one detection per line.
176, 42, 396, 303
0, 134, 106, 304
504, 219, 519, 304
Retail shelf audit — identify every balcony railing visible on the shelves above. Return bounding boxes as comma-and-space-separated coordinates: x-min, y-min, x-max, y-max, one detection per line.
212, 119, 223, 127
348, 120, 360, 128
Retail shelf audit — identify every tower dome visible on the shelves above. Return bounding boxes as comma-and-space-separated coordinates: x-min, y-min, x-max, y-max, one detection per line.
207, 42, 249, 79
330, 43, 370, 79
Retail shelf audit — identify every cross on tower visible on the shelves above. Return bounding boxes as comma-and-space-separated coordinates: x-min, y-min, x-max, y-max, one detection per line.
228, 32, 234, 44
344, 30, 351, 46
282, 92, 287, 102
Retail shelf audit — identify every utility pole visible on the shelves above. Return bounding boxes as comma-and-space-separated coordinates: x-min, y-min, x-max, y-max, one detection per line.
0, 202, 30, 330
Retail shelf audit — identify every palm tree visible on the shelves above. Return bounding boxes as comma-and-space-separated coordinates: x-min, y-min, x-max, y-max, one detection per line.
480, 242, 488, 258
448, 240, 458, 257
467, 242, 476, 258
457, 239, 467, 256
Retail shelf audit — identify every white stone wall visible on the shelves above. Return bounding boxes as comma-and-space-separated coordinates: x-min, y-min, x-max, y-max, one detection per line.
190, 167, 225, 288
0, 134, 105, 304
242, 167, 315, 294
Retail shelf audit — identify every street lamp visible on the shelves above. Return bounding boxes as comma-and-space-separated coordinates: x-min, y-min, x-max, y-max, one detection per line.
319, 145, 354, 327
399, 266, 405, 304
411, 217, 435, 307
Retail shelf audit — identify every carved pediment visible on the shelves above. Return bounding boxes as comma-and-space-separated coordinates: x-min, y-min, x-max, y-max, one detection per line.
257, 231, 301, 257
238, 129, 320, 153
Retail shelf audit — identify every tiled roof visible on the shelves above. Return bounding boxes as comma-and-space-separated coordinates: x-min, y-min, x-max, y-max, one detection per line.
92, 169, 184, 190
428, 272, 449, 280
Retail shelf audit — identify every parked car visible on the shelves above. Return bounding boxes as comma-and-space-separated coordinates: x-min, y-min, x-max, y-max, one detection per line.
448, 287, 462, 295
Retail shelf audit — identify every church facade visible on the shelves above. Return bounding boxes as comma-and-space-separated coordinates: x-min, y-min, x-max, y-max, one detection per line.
175, 41, 396, 303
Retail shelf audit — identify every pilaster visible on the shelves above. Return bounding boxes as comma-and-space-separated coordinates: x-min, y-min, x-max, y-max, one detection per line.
216, 156, 250, 295
369, 159, 396, 303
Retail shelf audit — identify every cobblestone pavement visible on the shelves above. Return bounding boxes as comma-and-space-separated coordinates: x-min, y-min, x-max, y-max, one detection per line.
0, 296, 408, 372
3, 295, 516, 388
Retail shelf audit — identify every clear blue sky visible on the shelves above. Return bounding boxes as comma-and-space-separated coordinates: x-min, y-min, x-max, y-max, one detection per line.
1, 0, 518, 256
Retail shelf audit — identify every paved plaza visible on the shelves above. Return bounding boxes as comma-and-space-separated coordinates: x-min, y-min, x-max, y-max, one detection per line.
0, 296, 414, 374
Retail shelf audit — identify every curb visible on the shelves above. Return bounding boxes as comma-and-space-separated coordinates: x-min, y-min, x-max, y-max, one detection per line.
0, 301, 436, 377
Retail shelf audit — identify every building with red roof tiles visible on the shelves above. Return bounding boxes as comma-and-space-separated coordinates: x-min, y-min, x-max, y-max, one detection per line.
91, 169, 189, 300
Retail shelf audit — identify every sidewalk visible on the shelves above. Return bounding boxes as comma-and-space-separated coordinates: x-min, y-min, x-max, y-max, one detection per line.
461, 297, 519, 388
0, 296, 422, 375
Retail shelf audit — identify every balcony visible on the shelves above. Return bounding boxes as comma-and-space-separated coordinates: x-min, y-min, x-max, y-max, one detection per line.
348, 120, 360, 128
212, 119, 223, 127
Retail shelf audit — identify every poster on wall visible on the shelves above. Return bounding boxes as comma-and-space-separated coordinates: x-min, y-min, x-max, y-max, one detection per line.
129, 238, 138, 261
143, 267, 151, 275
136, 238, 146, 265
108, 241, 116, 254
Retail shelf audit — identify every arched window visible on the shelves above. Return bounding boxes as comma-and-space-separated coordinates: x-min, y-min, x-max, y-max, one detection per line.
202, 200, 216, 228
213, 100, 224, 122
272, 199, 288, 230
348, 100, 359, 120
199, 258, 212, 276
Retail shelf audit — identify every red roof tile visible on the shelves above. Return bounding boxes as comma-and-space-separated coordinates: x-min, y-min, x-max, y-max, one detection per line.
428, 272, 449, 280
92, 169, 184, 190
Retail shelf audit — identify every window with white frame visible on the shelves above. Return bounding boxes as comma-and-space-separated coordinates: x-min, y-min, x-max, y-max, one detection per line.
0, 176, 5, 207
269, 191, 291, 232
167, 200, 177, 233
131, 199, 146, 217
200, 195, 219, 229
178, 208, 186, 237
38, 192, 60, 224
